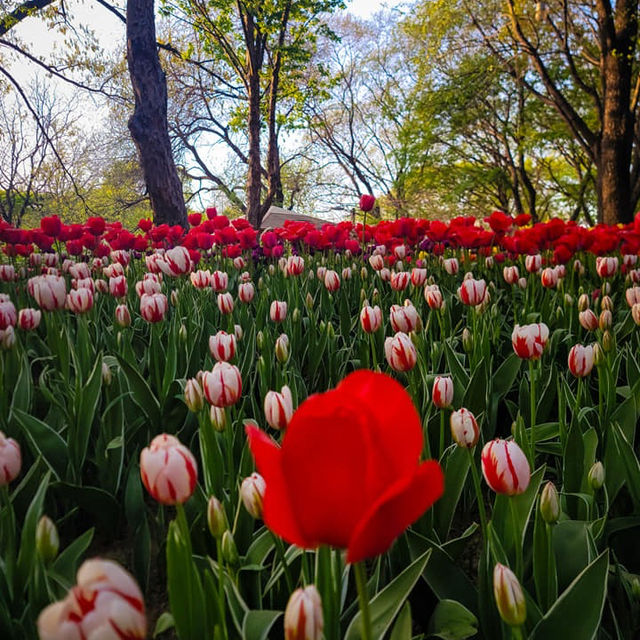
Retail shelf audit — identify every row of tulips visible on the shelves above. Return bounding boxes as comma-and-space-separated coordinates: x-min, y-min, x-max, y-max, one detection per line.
0, 218, 639, 639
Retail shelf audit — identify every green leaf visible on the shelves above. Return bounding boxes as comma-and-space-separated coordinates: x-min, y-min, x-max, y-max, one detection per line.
389, 602, 412, 640
532, 500, 557, 612
492, 353, 521, 398
116, 353, 161, 425
444, 341, 470, 395
462, 357, 487, 416
242, 610, 282, 640
427, 600, 479, 640
153, 612, 175, 637
612, 422, 640, 511
344, 550, 432, 640
51, 528, 95, 587
9, 352, 32, 417
529, 550, 609, 640
51, 483, 119, 533
434, 445, 470, 540
12, 409, 67, 480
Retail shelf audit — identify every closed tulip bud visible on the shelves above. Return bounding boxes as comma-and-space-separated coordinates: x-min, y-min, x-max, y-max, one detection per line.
140, 434, 198, 505
633, 303, 640, 325
0, 326, 15, 350
525, 254, 542, 273
360, 267, 368, 279
169, 289, 179, 306
221, 530, 239, 565
179, 324, 188, 342
372, 288, 380, 303
481, 439, 530, 495
592, 342, 604, 366
540, 481, 560, 524
140, 293, 168, 323
384, 332, 417, 371
304, 292, 314, 310
450, 408, 479, 448
596, 256, 618, 278
36, 515, 60, 563
256, 330, 265, 350
517, 277, 527, 289
115, 304, 131, 328
0, 431, 20, 485
101, 362, 112, 387
184, 378, 204, 413
602, 330, 613, 352
264, 386, 294, 429
588, 461, 605, 490
601, 295, 614, 311
493, 563, 526, 627
240, 472, 266, 519
275, 333, 290, 363
458, 278, 487, 306
207, 496, 227, 538
234, 324, 243, 341
578, 293, 590, 311
327, 322, 335, 339
292, 308, 300, 323
360, 289, 367, 304
462, 327, 473, 353
564, 294, 574, 306
238, 282, 255, 304
324, 270, 340, 292
217, 292, 234, 315
360, 305, 382, 333
579, 309, 598, 331
432, 376, 454, 409
210, 406, 226, 432
284, 585, 324, 640
17, 308, 41, 331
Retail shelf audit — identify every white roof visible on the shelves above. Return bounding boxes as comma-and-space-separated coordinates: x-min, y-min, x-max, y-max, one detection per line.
258, 206, 332, 229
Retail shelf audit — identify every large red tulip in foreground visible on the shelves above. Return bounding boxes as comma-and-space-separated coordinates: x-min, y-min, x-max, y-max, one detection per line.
246, 370, 444, 563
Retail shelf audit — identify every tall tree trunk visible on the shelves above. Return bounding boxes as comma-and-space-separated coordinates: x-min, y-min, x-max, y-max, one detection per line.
246, 71, 263, 227
127, 0, 187, 228
597, 49, 635, 224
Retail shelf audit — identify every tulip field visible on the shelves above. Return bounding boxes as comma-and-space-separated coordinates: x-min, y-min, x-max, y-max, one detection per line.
1, 211, 640, 639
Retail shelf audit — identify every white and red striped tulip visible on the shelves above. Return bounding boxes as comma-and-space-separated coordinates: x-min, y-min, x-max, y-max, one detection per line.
0, 265, 15, 282
140, 434, 197, 505
511, 323, 549, 360
18, 308, 41, 331
209, 330, 237, 362
411, 268, 428, 287
0, 300, 17, 330
596, 256, 618, 278
31, 275, 66, 311
625, 287, 640, 308
66, 288, 94, 314
286, 256, 305, 276
458, 278, 487, 306
540, 267, 558, 288
389, 303, 420, 333
424, 284, 444, 310
324, 270, 340, 292
135, 279, 162, 297
0, 431, 21, 486
360, 305, 382, 333
578, 309, 598, 331
202, 362, 242, 407
211, 270, 229, 292
217, 292, 234, 315
264, 385, 294, 430
284, 585, 324, 640
568, 344, 595, 377
115, 304, 131, 328
390, 271, 410, 291
240, 473, 266, 519
384, 332, 417, 372
190, 270, 211, 289
159, 246, 191, 277
481, 439, 530, 496
525, 254, 542, 273
140, 293, 168, 323
450, 408, 479, 448
238, 282, 255, 303
109, 275, 128, 298
368, 254, 384, 271
270, 300, 287, 323
432, 376, 454, 409
503, 266, 519, 285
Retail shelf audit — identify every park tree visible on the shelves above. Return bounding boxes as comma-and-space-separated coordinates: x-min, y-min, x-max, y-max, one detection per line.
465, 0, 640, 224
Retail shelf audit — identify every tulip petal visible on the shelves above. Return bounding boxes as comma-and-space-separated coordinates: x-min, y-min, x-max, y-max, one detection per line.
245, 425, 310, 548
346, 461, 444, 564
337, 370, 423, 478
280, 393, 370, 548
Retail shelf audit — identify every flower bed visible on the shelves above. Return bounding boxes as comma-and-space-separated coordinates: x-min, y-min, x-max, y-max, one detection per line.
0, 211, 639, 639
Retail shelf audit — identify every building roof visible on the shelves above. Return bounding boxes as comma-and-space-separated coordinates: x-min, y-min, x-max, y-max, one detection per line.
258, 206, 332, 230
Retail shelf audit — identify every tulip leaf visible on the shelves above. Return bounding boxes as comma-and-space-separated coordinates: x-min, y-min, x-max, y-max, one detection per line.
444, 341, 469, 394
492, 353, 521, 399
12, 409, 67, 480
463, 356, 487, 416
9, 352, 32, 417
533, 500, 557, 612
612, 422, 640, 512
427, 599, 479, 640
241, 610, 282, 640
389, 602, 412, 640
153, 612, 175, 637
434, 445, 470, 541
529, 550, 609, 640
51, 483, 119, 533
116, 353, 161, 425
344, 550, 432, 640
51, 527, 94, 586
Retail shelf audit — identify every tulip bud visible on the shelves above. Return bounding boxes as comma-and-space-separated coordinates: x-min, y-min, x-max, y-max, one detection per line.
101, 362, 112, 387
598, 309, 612, 331
360, 267, 368, 279
221, 530, 239, 565
36, 515, 60, 564
327, 322, 335, 339
256, 330, 265, 351
234, 324, 243, 341
493, 563, 526, 627
602, 330, 613, 352
588, 461, 605, 490
292, 308, 300, 323
264, 386, 294, 430
184, 378, 204, 413
115, 304, 131, 328
432, 376, 454, 409
577, 293, 590, 311
517, 277, 527, 289
633, 303, 640, 326
462, 328, 473, 353
210, 406, 226, 432
284, 585, 324, 640
207, 496, 228, 539
450, 408, 479, 448
240, 472, 266, 519
540, 482, 560, 524
275, 333, 290, 363
564, 294, 574, 306
592, 342, 604, 366
179, 323, 188, 342
170, 289, 179, 306
305, 292, 314, 310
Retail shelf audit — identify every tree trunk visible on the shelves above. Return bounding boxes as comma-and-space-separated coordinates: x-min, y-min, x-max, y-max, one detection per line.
126, 0, 187, 228
597, 52, 634, 224
246, 71, 263, 228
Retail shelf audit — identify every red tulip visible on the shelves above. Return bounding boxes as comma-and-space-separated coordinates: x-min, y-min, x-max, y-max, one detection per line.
511, 323, 549, 360
481, 439, 530, 496
140, 434, 198, 505
246, 370, 444, 563
359, 194, 376, 212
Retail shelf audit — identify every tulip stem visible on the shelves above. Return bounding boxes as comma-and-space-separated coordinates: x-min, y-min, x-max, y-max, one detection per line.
510, 498, 523, 581
354, 561, 373, 640
467, 448, 488, 543
528, 360, 536, 462
215, 537, 229, 640
369, 332, 378, 372
511, 625, 525, 640
271, 531, 295, 593
439, 410, 445, 460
